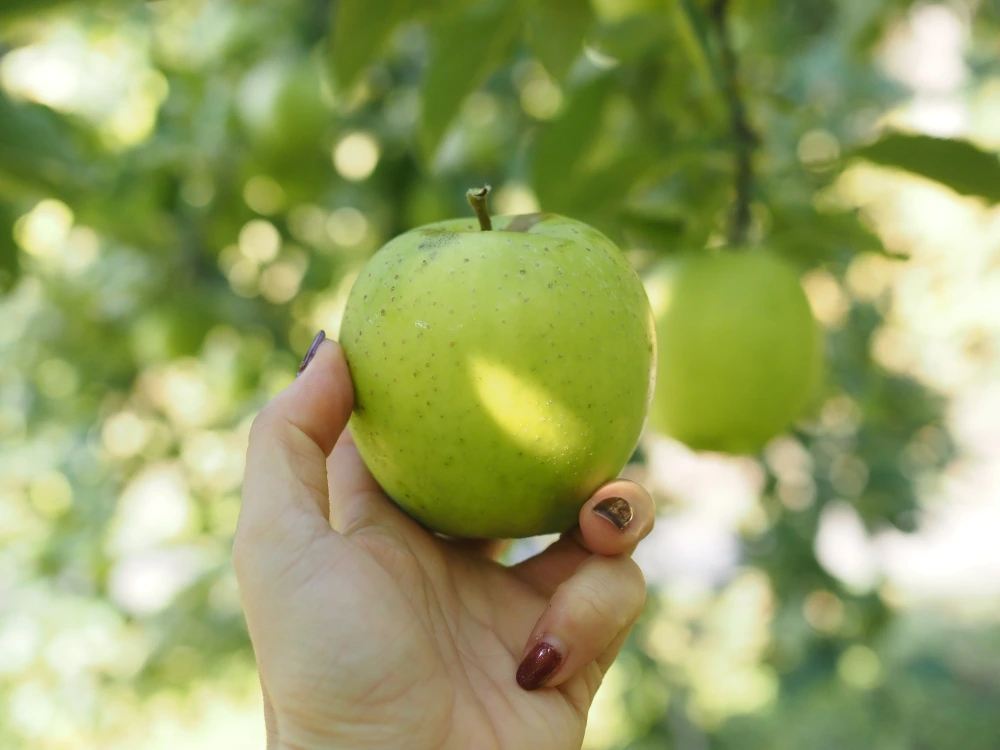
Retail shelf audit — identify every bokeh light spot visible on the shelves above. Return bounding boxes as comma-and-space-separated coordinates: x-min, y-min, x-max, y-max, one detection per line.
238, 219, 281, 263
520, 74, 563, 120
14, 200, 73, 258
803, 589, 845, 632
797, 129, 841, 169
326, 207, 369, 247
102, 411, 150, 459
243, 175, 286, 215
259, 261, 304, 304
35, 358, 78, 399
332, 131, 380, 181
838, 644, 883, 689
27, 472, 72, 518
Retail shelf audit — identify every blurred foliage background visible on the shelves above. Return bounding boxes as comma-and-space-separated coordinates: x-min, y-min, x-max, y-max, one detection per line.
2, 0, 1000, 747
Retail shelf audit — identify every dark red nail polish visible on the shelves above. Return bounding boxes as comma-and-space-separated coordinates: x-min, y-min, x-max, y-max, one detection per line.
516, 641, 563, 691
593, 496, 633, 531
297, 330, 326, 376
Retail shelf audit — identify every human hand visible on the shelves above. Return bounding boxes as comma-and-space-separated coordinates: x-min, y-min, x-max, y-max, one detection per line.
234, 334, 655, 750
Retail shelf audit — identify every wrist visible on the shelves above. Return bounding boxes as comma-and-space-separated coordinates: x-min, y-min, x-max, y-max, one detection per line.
276, 728, 440, 750
276, 727, 451, 750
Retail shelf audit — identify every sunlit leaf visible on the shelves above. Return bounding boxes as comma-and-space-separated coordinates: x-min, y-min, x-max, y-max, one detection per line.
853, 132, 1000, 204
571, 145, 656, 215
589, 13, 672, 63
328, 0, 415, 91
418, 0, 523, 161
671, 0, 723, 95
530, 72, 614, 212
769, 205, 905, 265
526, 0, 592, 81
0, 92, 94, 199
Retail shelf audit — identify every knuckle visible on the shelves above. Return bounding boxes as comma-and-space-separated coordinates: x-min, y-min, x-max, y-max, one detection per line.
249, 407, 315, 468
248, 405, 279, 446
619, 557, 647, 617
621, 556, 645, 589
563, 579, 618, 631
559, 559, 647, 635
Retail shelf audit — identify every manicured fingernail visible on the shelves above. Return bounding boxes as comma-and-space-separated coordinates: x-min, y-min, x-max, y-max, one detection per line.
593, 496, 633, 531
297, 330, 326, 376
516, 641, 563, 691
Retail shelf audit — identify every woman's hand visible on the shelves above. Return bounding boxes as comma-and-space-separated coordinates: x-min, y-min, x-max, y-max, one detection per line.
234, 335, 654, 750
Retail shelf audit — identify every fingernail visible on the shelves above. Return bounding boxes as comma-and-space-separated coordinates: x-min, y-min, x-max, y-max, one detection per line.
516, 641, 563, 691
297, 330, 326, 376
593, 496, 633, 532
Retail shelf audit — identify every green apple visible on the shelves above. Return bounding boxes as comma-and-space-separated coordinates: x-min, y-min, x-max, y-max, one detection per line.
646, 249, 822, 454
339, 189, 655, 539
237, 54, 330, 160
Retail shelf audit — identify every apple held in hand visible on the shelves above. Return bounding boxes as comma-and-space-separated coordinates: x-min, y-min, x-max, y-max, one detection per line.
340, 188, 656, 539
645, 249, 822, 455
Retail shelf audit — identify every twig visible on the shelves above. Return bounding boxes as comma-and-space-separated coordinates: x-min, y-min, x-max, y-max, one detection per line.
709, 0, 758, 246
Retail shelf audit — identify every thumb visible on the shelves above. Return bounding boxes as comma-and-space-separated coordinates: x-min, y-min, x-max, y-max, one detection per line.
233, 333, 353, 582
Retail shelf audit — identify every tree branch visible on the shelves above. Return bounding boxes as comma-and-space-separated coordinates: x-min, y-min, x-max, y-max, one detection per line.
709, 0, 758, 247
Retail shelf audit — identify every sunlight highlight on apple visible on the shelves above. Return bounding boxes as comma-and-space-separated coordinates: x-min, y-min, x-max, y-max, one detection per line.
469, 355, 585, 459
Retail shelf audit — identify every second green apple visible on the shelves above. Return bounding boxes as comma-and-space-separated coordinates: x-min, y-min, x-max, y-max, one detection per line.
645, 249, 822, 454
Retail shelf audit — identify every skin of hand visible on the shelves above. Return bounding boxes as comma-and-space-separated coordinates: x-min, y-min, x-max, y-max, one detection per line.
234, 334, 655, 750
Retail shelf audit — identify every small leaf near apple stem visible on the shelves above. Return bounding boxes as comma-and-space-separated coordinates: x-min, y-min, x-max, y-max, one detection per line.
466, 185, 493, 231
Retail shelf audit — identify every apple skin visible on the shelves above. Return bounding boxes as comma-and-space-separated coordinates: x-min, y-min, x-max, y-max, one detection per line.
340, 213, 656, 539
645, 250, 822, 454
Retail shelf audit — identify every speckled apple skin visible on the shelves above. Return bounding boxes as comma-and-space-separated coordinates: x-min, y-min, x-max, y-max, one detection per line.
339, 213, 656, 539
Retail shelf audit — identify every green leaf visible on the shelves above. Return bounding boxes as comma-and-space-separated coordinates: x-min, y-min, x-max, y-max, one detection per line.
769, 205, 905, 266
570, 145, 655, 215
0, 201, 19, 292
853, 132, 1000, 204
0, 92, 94, 199
0, 0, 73, 22
530, 72, 615, 213
589, 14, 671, 63
619, 210, 686, 253
418, 0, 523, 161
328, 0, 414, 91
0, 0, 136, 25
671, 0, 723, 97
526, 0, 593, 81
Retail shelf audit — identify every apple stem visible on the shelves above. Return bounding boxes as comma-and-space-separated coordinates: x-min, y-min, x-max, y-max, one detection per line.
466, 185, 493, 231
